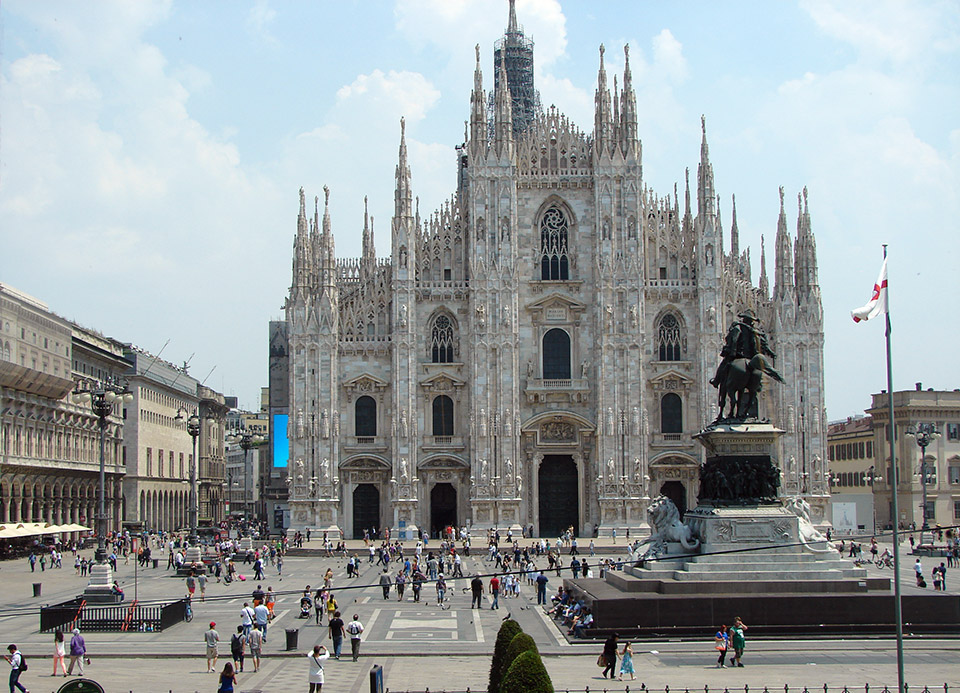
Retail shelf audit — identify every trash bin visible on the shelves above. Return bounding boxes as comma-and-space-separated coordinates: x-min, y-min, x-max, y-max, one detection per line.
285, 628, 299, 651
152, 558, 159, 569
32, 583, 41, 598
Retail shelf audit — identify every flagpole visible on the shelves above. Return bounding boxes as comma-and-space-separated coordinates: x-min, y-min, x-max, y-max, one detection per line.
882, 243, 905, 693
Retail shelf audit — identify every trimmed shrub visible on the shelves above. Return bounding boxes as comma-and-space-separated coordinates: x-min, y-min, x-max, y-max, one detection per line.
500, 649, 554, 693
488, 619, 522, 693
500, 631, 538, 685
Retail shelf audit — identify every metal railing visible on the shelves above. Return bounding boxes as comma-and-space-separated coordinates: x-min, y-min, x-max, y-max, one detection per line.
40, 597, 188, 633
385, 686, 952, 693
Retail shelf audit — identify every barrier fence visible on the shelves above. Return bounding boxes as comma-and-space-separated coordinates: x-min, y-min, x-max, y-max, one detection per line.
39, 597, 188, 633
382, 686, 954, 693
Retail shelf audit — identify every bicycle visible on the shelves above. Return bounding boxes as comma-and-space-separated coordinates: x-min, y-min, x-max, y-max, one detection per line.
874, 555, 894, 569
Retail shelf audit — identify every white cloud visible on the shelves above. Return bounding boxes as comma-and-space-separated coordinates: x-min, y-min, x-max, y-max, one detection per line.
336, 70, 441, 124
247, 0, 279, 46
801, 0, 957, 68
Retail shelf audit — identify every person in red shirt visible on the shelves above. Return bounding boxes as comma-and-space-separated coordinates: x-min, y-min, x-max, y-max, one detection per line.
489, 576, 501, 610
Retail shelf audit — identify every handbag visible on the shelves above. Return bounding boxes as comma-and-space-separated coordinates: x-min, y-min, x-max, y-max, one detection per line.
597, 653, 606, 667
715, 638, 727, 651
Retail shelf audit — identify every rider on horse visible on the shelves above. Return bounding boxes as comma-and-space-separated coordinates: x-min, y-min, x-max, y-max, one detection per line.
710, 309, 781, 388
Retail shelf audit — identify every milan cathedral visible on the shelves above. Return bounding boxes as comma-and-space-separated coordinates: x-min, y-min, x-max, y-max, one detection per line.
282, 1, 826, 540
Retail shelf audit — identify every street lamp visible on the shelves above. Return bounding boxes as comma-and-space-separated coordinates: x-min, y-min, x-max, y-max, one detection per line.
905, 423, 940, 546
71, 381, 133, 600
176, 408, 205, 572
226, 424, 266, 534
863, 466, 883, 535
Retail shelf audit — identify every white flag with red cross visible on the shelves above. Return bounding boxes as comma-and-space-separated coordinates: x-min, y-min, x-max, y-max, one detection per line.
851, 258, 888, 323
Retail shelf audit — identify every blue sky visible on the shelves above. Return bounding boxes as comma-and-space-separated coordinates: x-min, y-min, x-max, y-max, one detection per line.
1, 0, 958, 419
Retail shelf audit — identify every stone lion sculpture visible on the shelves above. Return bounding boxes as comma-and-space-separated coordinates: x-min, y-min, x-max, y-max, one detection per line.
784, 496, 832, 553
648, 496, 701, 550
632, 496, 700, 562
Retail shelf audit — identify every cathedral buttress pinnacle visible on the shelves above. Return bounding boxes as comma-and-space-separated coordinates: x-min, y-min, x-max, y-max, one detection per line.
774, 186, 795, 303
697, 115, 716, 218
594, 45, 613, 156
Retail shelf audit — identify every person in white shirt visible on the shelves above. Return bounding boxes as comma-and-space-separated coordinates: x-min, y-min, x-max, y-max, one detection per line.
5, 644, 27, 693
253, 602, 270, 642
346, 614, 364, 662
307, 644, 329, 692
240, 602, 255, 637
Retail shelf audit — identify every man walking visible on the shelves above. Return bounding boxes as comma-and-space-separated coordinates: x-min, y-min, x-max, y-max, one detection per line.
204, 622, 219, 673
489, 575, 501, 610
253, 600, 270, 642
536, 571, 549, 605
602, 632, 619, 679
379, 569, 392, 599
471, 575, 484, 609
67, 627, 86, 676
5, 644, 27, 693
327, 610, 345, 660
240, 602, 255, 637
347, 614, 364, 662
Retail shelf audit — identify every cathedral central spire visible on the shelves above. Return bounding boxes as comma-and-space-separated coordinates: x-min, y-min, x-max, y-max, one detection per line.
493, 0, 537, 137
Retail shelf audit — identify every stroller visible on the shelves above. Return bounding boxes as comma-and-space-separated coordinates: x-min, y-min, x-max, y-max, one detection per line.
299, 593, 313, 618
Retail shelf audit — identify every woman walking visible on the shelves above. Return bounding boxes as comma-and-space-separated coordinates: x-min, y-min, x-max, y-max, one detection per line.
715, 624, 729, 668
307, 644, 330, 692
618, 641, 636, 681
217, 662, 238, 693
52, 628, 67, 677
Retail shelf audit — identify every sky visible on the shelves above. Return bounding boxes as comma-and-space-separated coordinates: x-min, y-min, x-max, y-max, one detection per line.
1, 0, 958, 420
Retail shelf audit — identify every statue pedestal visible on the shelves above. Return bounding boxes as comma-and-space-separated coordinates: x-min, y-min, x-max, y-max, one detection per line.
685, 504, 800, 553
177, 544, 206, 576
83, 561, 118, 603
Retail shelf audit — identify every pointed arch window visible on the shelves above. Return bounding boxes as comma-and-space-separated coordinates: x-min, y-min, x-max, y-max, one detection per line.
355, 396, 377, 437
542, 328, 571, 379
430, 314, 456, 363
432, 395, 454, 436
657, 313, 683, 361
661, 393, 682, 434
540, 207, 570, 280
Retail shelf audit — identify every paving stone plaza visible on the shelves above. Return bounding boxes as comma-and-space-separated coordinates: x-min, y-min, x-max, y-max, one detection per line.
4, 538, 958, 693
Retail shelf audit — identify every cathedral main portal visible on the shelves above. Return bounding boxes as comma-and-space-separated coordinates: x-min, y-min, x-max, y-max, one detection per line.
538, 455, 579, 537
352, 484, 380, 540
430, 483, 457, 537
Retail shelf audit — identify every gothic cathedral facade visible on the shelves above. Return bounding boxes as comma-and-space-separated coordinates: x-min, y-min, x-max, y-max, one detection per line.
282, 2, 827, 540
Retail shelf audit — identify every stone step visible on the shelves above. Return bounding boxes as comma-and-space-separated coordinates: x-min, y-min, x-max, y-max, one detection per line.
687, 551, 839, 564
671, 568, 849, 581
680, 560, 852, 572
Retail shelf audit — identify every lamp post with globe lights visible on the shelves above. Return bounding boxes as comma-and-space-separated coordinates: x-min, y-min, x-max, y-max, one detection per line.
71, 382, 133, 600
226, 424, 266, 544
864, 466, 883, 536
175, 408, 206, 573
905, 423, 940, 546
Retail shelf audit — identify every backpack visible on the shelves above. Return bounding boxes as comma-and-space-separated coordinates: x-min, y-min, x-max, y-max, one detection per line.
18, 655, 27, 672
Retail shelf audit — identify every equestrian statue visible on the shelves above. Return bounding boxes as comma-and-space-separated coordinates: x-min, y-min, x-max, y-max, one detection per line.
709, 309, 784, 420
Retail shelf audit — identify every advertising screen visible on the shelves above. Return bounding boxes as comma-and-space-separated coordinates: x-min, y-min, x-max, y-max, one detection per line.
272, 414, 289, 468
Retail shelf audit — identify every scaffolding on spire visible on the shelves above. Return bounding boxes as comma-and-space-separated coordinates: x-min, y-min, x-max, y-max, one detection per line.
489, 0, 540, 138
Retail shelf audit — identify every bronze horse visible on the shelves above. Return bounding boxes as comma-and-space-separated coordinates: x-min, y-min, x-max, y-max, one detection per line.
717, 354, 783, 420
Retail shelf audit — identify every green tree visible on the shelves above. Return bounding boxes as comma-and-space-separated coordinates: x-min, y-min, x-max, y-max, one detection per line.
488, 619, 522, 693
500, 650, 554, 693
499, 632, 538, 686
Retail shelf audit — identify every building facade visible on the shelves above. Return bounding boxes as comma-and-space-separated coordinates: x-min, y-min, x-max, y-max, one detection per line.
0, 284, 127, 533
868, 385, 960, 532
827, 416, 878, 534
120, 352, 229, 531
282, 4, 827, 539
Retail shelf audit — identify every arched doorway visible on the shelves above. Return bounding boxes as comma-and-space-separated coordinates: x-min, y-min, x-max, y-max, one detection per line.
430, 483, 457, 538
352, 484, 380, 540
659, 480, 687, 516
539, 455, 578, 537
